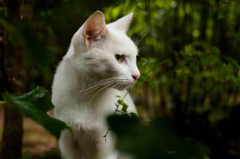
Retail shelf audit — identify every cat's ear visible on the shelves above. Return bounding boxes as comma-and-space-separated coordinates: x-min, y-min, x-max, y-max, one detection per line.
108, 12, 133, 33
82, 11, 109, 45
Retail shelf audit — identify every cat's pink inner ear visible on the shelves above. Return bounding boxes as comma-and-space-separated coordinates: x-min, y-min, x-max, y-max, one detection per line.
108, 12, 133, 33
83, 11, 108, 43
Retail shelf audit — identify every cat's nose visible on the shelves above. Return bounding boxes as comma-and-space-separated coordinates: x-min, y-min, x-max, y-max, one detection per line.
132, 74, 140, 82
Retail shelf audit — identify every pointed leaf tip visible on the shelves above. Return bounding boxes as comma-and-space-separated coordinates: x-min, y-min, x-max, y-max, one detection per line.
4, 87, 72, 140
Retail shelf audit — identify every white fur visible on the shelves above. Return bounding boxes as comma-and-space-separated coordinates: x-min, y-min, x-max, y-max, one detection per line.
52, 11, 140, 159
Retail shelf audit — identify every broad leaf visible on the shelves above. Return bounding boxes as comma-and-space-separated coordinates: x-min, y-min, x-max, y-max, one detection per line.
147, 79, 158, 92
4, 86, 73, 139
10, 87, 54, 113
108, 115, 206, 159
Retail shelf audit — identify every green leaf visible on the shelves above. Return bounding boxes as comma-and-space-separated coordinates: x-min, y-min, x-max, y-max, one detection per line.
147, 79, 158, 91
4, 87, 73, 139
218, 12, 224, 20
225, 57, 240, 69
134, 87, 141, 96
117, 99, 129, 113
236, 76, 240, 86
11, 86, 54, 112
175, 60, 187, 70
117, 99, 124, 106
130, 112, 139, 121
148, 58, 157, 63
0, 8, 7, 18
219, 70, 228, 79
189, 62, 199, 73
211, 46, 220, 54
122, 103, 129, 113
0, 17, 19, 45
200, 55, 219, 66
222, 63, 233, 73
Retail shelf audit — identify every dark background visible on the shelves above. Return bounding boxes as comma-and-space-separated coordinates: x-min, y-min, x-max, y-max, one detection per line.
0, 0, 240, 159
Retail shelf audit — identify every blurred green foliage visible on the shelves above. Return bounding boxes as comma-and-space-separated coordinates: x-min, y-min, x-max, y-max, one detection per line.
108, 99, 206, 159
108, 114, 205, 159
106, 0, 240, 158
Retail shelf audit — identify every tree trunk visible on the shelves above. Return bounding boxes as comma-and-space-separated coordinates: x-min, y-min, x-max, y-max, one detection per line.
0, 0, 33, 158
0, 23, 24, 159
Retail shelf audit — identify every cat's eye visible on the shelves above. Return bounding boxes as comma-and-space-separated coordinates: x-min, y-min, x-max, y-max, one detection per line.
115, 54, 124, 63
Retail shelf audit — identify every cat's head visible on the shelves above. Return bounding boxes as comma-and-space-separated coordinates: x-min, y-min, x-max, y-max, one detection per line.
67, 11, 140, 90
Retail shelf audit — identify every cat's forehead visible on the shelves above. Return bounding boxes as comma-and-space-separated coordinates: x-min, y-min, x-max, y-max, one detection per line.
107, 26, 138, 56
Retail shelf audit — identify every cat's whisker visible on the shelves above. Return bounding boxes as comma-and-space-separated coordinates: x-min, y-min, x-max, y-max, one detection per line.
118, 83, 123, 90
89, 82, 115, 104
113, 82, 121, 90
80, 78, 118, 94
128, 85, 134, 92
116, 82, 125, 90
136, 27, 151, 46
83, 79, 118, 103
86, 77, 119, 87
135, 26, 150, 46
138, 46, 149, 52
79, 78, 118, 97
81, 77, 118, 92
81, 82, 115, 95
89, 76, 98, 83
88, 77, 118, 85
78, 83, 111, 98
82, 82, 110, 93
77, 84, 107, 99
87, 79, 117, 89
135, 26, 151, 46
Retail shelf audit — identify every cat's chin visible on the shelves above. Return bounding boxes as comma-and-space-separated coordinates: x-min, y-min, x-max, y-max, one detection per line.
114, 84, 133, 91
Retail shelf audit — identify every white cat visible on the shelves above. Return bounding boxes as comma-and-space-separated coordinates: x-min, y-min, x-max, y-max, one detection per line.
52, 11, 140, 159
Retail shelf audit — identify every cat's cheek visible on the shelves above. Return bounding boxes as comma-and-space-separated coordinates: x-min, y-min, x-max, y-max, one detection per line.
118, 63, 131, 77
118, 62, 128, 71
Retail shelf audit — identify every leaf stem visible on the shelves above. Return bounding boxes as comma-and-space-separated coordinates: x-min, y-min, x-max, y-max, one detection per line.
103, 127, 111, 142
122, 89, 130, 101
104, 103, 121, 142
104, 92, 130, 142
